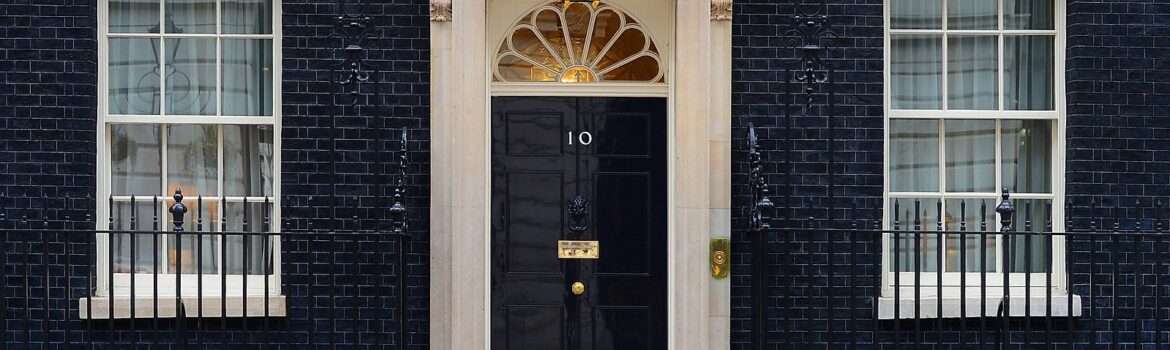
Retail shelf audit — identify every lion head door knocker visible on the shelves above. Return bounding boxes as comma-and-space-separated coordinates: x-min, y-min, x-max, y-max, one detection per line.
567, 194, 590, 232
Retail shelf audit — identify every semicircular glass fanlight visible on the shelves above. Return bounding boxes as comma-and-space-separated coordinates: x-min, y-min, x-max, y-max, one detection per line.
494, 2, 665, 83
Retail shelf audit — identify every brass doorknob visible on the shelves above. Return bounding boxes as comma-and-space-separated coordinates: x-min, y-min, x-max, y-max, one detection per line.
571, 282, 585, 295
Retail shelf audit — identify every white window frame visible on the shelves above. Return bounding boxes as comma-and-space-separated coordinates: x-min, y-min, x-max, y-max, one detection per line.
881, 0, 1067, 301
95, 0, 282, 299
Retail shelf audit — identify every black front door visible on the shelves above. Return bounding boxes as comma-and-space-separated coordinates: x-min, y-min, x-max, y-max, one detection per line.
491, 97, 667, 350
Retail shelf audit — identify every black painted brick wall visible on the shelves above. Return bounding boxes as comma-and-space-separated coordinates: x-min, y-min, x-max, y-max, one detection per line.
0, 0, 97, 215
730, 0, 885, 345
730, 0, 1170, 348
1, 0, 99, 345
279, 0, 430, 348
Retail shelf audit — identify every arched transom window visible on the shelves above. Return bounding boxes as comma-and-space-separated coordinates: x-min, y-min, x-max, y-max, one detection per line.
494, 2, 664, 83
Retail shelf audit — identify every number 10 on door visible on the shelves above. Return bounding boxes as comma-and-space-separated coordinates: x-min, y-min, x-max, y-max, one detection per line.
568, 131, 593, 145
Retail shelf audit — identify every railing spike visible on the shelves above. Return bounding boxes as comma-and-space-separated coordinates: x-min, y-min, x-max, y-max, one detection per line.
936, 199, 943, 231
980, 200, 987, 232
893, 199, 901, 231
913, 199, 921, 230
960, 200, 967, 232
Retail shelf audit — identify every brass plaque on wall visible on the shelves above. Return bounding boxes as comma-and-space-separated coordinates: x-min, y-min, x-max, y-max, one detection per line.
710, 238, 730, 279
558, 240, 600, 259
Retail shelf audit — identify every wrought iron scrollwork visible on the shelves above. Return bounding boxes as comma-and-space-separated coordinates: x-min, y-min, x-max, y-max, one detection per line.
784, 0, 838, 98
567, 194, 590, 232
329, 0, 379, 106
747, 123, 773, 232
389, 128, 410, 236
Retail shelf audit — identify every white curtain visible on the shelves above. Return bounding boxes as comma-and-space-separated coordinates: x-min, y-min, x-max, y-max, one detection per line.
944, 120, 995, 193
891, 35, 942, 110
947, 36, 998, 110
1005, 36, 1054, 110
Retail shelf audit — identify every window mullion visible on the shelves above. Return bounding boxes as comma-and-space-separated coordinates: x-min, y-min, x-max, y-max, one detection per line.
941, 0, 949, 112
159, 124, 169, 276
937, 118, 947, 274
217, 0, 223, 118
159, 0, 166, 119
998, 0, 1006, 112
218, 124, 226, 278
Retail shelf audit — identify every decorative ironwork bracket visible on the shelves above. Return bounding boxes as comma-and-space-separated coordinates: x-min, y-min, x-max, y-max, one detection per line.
329, 0, 379, 107
747, 123, 773, 232
784, 1, 838, 98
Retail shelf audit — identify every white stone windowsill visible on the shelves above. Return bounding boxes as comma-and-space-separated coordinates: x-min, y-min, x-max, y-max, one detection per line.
877, 294, 1082, 320
79, 295, 287, 320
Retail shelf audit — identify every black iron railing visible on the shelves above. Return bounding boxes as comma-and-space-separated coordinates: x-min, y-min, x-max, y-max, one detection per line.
0, 187, 411, 348
744, 124, 1170, 349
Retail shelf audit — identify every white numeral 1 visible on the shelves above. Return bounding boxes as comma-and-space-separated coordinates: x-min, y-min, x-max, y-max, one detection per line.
568, 131, 593, 146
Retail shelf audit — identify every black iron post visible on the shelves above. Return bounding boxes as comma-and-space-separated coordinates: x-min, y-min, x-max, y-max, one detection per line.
995, 188, 1015, 349
747, 123, 772, 350
390, 127, 411, 348
169, 189, 188, 348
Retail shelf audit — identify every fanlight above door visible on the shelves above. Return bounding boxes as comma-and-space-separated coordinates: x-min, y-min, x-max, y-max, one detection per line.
494, 2, 665, 84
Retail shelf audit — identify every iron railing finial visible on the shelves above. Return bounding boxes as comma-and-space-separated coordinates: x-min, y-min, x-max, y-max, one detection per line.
170, 188, 188, 232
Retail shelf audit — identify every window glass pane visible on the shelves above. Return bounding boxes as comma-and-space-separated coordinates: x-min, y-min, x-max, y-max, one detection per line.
890, 0, 942, 29
1004, 36, 1054, 110
112, 124, 162, 196
947, 0, 997, 30
165, 39, 217, 115
890, 198, 941, 273
943, 198, 996, 272
111, 200, 161, 274
165, 198, 219, 274
224, 201, 273, 275
167, 125, 219, 197
109, 39, 161, 115
222, 40, 274, 116
223, 0, 273, 34
945, 119, 995, 192
1005, 0, 1054, 30
1002, 120, 1052, 193
109, 0, 159, 34
224, 125, 274, 197
533, 9, 571, 68
1009, 199, 1052, 273
166, 0, 216, 34
890, 119, 939, 192
947, 36, 998, 110
891, 35, 943, 110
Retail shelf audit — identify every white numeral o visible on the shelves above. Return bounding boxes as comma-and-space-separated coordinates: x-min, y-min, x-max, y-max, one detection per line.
567, 131, 593, 146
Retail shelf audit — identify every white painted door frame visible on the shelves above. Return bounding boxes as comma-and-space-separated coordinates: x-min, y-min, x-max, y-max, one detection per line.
428, 1, 733, 348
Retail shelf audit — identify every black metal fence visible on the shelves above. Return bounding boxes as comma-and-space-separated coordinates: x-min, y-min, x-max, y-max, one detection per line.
744, 123, 1170, 349
0, 130, 412, 349
0, 186, 411, 348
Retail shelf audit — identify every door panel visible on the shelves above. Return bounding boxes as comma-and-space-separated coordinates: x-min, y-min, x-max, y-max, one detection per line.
593, 173, 650, 274
504, 113, 565, 156
507, 305, 565, 350
492, 97, 666, 350
505, 171, 565, 273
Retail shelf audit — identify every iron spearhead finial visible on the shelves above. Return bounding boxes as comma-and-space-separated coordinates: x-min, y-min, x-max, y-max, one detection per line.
170, 188, 188, 231
995, 188, 1014, 231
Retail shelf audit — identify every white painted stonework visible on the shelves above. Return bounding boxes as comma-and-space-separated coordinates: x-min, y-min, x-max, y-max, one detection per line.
429, 0, 732, 348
